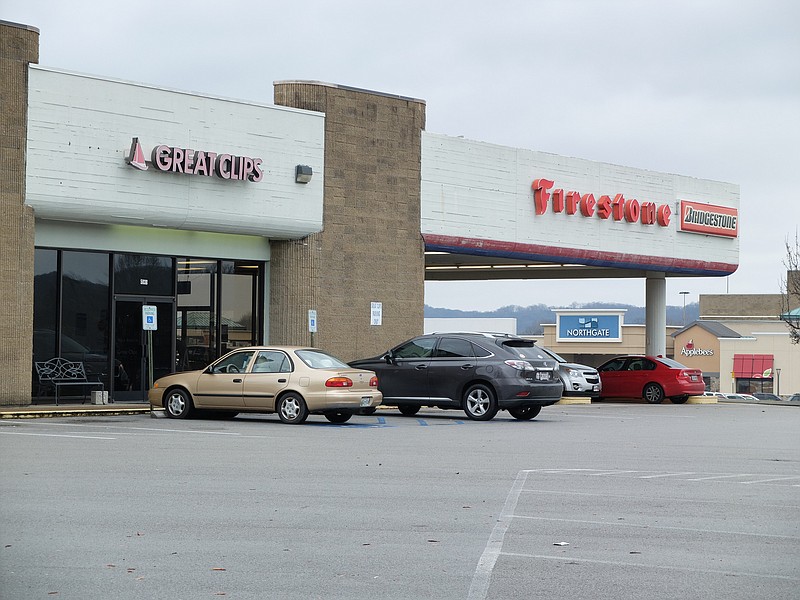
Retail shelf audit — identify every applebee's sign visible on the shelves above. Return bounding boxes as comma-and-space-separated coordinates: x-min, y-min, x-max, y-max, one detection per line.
680, 339, 714, 357
126, 137, 263, 182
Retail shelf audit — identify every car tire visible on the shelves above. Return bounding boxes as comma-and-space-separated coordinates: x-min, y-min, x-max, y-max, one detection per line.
463, 383, 498, 421
324, 411, 352, 424
670, 395, 689, 404
165, 388, 194, 419
398, 405, 420, 416
643, 383, 665, 404
508, 405, 541, 420
277, 393, 309, 424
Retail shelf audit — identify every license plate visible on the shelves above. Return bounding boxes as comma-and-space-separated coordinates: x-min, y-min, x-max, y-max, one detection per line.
690, 375, 698, 381
360, 396, 372, 407
535, 371, 550, 381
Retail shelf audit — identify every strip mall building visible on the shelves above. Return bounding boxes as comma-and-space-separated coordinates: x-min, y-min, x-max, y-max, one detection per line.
2, 20, 759, 405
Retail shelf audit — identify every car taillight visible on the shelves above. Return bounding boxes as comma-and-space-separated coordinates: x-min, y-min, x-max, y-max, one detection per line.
369, 376, 378, 387
325, 377, 353, 388
505, 360, 534, 371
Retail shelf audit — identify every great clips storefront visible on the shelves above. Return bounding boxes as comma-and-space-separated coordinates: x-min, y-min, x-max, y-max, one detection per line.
26, 66, 324, 402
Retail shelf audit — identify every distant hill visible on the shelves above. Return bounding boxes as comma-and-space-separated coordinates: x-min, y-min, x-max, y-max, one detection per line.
424, 302, 700, 335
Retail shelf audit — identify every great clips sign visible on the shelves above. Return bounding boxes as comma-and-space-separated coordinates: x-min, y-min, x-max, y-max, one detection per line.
532, 178, 672, 227
126, 137, 263, 182
679, 200, 738, 238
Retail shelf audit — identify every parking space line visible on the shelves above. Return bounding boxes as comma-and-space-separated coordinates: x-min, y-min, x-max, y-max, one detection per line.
639, 472, 696, 478
741, 476, 800, 485
686, 473, 754, 481
467, 470, 529, 600
499, 552, 800, 582
0, 431, 114, 440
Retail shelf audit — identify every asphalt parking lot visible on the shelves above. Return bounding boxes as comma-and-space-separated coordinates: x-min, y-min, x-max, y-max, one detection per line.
1, 402, 798, 600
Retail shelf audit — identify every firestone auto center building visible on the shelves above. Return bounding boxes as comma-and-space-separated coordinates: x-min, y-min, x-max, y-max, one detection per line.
2, 20, 745, 405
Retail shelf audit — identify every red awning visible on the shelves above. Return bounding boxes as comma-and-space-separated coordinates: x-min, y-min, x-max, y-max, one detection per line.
733, 354, 774, 378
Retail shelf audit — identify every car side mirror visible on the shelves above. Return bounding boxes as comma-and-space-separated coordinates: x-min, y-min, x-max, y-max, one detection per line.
383, 352, 395, 365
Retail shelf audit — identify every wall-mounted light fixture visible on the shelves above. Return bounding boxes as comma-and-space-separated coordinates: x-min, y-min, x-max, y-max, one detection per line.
295, 165, 313, 184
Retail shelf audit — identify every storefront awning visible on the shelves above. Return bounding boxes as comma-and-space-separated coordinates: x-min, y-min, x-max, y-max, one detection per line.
733, 354, 774, 378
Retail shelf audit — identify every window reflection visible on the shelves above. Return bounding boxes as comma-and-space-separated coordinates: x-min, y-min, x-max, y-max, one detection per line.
176, 259, 217, 371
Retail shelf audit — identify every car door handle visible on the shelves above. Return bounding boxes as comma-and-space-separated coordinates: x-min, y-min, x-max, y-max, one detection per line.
461, 364, 474, 369
415, 364, 427, 370
232, 378, 242, 383
278, 378, 287, 383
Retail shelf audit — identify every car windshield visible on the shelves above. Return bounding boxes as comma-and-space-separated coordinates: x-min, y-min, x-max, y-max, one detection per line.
295, 349, 350, 369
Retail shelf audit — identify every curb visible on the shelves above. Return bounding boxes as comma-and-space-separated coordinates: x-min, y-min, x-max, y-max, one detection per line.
0, 406, 151, 419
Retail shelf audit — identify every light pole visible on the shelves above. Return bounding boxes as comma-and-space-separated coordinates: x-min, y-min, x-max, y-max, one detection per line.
679, 291, 690, 325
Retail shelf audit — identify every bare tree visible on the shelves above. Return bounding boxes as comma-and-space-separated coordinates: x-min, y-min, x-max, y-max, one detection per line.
780, 230, 800, 343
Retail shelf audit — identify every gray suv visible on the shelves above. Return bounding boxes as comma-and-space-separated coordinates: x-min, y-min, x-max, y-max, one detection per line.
349, 332, 562, 421
536, 346, 601, 399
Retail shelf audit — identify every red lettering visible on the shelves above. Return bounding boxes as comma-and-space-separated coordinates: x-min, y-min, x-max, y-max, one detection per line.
596, 195, 612, 219
551, 189, 565, 212
657, 204, 672, 226
612, 194, 625, 221
565, 191, 580, 214
624, 199, 640, 222
640, 201, 656, 225
580, 193, 596, 217
532, 178, 554, 215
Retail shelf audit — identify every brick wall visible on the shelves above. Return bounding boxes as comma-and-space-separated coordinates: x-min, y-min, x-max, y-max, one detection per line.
272, 82, 426, 361
0, 21, 38, 405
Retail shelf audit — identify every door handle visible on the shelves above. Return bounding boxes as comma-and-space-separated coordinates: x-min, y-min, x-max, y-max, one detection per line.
414, 364, 427, 370
232, 378, 242, 383
461, 364, 474, 369
278, 378, 287, 383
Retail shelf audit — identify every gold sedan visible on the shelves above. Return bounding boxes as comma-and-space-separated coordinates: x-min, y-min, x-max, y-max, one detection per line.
149, 346, 382, 424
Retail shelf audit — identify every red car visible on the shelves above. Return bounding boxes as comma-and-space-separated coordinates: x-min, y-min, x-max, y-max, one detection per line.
597, 355, 704, 404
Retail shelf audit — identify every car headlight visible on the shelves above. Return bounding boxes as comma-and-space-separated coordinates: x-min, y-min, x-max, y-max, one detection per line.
566, 368, 580, 378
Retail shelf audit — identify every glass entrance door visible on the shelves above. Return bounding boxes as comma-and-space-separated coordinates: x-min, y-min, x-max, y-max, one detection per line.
113, 298, 174, 402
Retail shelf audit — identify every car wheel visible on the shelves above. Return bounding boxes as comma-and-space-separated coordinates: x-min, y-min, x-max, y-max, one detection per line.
325, 411, 352, 424
508, 405, 541, 420
670, 395, 689, 404
643, 383, 665, 404
277, 393, 309, 424
165, 388, 194, 419
463, 383, 498, 421
398, 405, 420, 416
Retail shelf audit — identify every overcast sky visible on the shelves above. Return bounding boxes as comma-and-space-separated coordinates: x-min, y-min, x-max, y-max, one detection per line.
6, 0, 799, 311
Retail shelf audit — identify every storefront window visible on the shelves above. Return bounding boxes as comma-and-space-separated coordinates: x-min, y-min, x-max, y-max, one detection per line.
33, 249, 59, 366
114, 254, 173, 296
61, 251, 111, 386
176, 259, 217, 371
221, 260, 260, 353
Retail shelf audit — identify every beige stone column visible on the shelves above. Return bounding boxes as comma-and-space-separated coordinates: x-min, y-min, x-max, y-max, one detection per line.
273, 82, 426, 361
0, 21, 38, 405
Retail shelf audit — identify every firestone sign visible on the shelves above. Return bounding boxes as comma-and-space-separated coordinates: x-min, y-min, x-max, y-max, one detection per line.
126, 137, 264, 182
532, 178, 672, 227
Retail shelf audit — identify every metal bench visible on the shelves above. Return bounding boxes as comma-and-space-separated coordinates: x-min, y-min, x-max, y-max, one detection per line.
35, 358, 105, 405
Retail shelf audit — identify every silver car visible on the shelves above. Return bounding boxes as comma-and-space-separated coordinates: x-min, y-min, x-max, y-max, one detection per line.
536, 346, 601, 398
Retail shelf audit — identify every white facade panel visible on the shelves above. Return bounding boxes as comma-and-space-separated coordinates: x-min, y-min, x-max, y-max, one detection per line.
25, 66, 325, 238
421, 132, 739, 276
